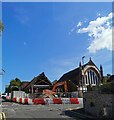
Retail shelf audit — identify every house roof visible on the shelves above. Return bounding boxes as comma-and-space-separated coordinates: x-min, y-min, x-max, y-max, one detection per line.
23, 72, 52, 89
52, 80, 58, 85
21, 81, 29, 84
20, 81, 29, 89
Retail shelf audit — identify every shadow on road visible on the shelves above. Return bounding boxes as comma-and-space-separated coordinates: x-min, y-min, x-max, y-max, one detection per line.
64, 108, 112, 120
63, 108, 97, 120
2, 99, 11, 102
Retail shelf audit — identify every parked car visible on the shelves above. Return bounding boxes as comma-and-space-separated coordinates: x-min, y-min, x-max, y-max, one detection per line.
1, 93, 7, 99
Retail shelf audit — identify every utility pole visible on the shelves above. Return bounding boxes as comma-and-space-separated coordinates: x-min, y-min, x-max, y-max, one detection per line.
0, 69, 5, 94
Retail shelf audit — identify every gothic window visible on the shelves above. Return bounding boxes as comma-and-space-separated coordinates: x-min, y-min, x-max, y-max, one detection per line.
95, 76, 98, 85
90, 70, 93, 84
88, 71, 90, 85
93, 72, 95, 84
85, 69, 99, 85
85, 75, 88, 84
97, 77, 99, 84
91, 71, 93, 84
89, 71, 91, 84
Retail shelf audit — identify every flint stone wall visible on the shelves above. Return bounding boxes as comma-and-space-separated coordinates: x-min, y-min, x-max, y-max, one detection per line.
83, 91, 114, 119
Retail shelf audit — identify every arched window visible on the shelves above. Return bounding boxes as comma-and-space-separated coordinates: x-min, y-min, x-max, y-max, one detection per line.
93, 72, 95, 84
90, 70, 93, 84
85, 69, 99, 85
85, 75, 87, 84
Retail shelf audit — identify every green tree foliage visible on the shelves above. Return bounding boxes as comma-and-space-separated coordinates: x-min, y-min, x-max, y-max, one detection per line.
0, 20, 4, 32
5, 78, 21, 93
98, 81, 114, 94
102, 74, 111, 84
10, 78, 21, 87
91, 80, 114, 94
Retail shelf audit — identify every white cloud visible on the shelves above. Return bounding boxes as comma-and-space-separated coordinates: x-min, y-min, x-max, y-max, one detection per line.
77, 12, 113, 53
77, 21, 82, 27
69, 21, 83, 35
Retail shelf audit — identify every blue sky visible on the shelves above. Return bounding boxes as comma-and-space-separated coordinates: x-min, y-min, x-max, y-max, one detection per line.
2, 2, 112, 92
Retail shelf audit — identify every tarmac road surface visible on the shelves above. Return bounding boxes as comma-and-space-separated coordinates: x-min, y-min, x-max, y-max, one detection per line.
2, 101, 83, 119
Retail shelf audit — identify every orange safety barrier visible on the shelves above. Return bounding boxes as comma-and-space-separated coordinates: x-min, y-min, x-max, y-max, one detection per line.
70, 98, 79, 104
53, 98, 62, 104
24, 98, 28, 104
34, 98, 45, 105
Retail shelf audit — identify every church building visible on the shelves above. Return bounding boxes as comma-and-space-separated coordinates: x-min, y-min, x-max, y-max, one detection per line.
58, 58, 103, 92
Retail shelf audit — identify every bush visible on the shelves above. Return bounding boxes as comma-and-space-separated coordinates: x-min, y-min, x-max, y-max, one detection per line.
97, 81, 114, 94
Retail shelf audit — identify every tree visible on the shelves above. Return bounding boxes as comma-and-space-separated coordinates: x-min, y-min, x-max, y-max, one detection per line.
0, 20, 4, 32
10, 78, 21, 87
10, 78, 21, 90
5, 78, 21, 93
102, 74, 111, 84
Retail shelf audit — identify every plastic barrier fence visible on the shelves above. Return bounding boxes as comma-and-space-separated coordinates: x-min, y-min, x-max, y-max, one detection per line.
12, 98, 16, 102
7, 96, 80, 105
44, 98, 53, 104
53, 98, 62, 104
21, 98, 28, 104
28, 98, 34, 105
34, 98, 45, 105
19, 98, 22, 103
70, 98, 79, 104
16, 97, 20, 103
61, 98, 70, 104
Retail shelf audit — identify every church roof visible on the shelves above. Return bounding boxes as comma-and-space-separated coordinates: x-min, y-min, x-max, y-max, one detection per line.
58, 67, 80, 85
58, 58, 99, 85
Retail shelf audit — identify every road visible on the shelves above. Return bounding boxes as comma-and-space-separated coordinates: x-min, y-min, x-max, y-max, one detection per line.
2, 100, 83, 119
